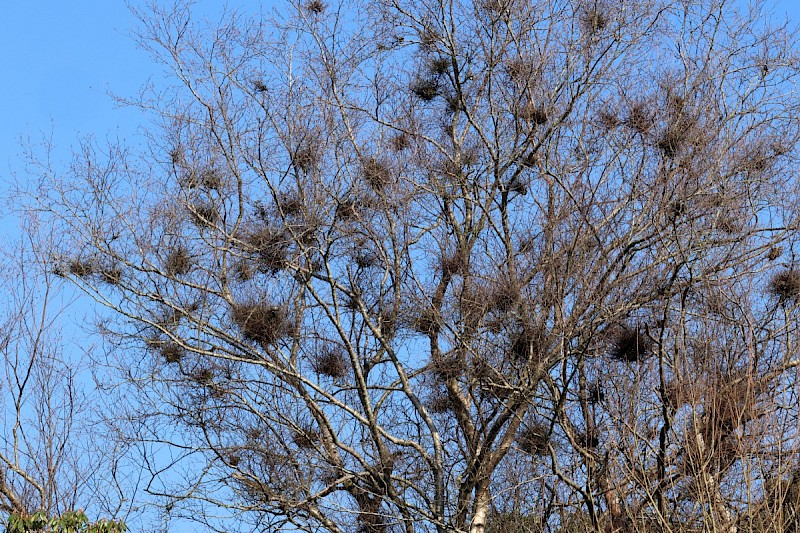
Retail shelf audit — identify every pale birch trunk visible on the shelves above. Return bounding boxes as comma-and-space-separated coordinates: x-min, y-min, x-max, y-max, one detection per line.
468, 486, 491, 533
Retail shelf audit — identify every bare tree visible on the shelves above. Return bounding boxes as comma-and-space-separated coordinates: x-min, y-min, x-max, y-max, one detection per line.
0, 226, 132, 528
25, 0, 800, 531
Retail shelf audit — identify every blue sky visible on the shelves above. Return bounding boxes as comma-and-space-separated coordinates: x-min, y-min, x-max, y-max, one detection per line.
1, 3, 149, 171
0, 2, 261, 174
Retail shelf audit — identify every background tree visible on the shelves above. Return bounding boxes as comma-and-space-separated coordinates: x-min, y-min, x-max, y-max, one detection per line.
0, 226, 131, 529
27, 0, 800, 531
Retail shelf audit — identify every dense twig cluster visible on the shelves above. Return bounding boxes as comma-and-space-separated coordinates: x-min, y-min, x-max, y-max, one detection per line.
188, 201, 219, 228
770, 269, 800, 301
231, 303, 291, 346
312, 347, 349, 379
245, 227, 290, 273
160, 343, 184, 363
410, 78, 439, 101
608, 324, 652, 362
165, 246, 192, 276
100, 267, 122, 285
68, 259, 95, 277
361, 157, 393, 191
517, 423, 550, 456
292, 141, 321, 173
517, 102, 549, 125
292, 425, 321, 449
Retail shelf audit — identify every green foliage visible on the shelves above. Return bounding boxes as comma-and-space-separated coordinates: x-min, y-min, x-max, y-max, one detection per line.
6, 510, 126, 533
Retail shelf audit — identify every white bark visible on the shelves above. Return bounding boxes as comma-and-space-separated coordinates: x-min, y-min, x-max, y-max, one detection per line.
468, 488, 490, 533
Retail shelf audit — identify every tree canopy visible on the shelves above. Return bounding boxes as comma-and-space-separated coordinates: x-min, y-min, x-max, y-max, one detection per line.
24, 0, 800, 531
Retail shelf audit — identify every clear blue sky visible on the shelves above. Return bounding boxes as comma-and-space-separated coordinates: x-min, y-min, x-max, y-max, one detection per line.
1, 2, 149, 171
0, 1, 264, 173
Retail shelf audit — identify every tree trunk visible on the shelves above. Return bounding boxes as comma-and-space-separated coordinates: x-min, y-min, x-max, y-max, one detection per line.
469, 484, 491, 533
694, 428, 737, 533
